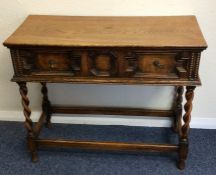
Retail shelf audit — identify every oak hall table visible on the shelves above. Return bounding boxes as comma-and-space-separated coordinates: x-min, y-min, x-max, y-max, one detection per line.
3, 15, 207, 169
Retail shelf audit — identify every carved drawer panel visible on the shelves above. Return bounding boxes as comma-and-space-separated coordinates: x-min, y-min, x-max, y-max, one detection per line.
19, 50, 81, 75
12, 49, 197, 81
88, 51, 118, 77
36, 53, 71, 71
124, 52, 189, 79
137, 54, 176, 74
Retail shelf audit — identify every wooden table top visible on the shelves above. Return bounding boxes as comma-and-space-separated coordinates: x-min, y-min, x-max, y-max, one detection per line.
4, 15, 207, 48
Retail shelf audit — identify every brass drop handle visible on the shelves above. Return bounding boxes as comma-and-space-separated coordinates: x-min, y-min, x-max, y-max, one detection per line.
48, 60, 56, 69
153, 60, 165, 69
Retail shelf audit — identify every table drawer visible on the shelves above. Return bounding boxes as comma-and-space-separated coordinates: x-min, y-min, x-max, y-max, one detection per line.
19, 50, 81, 75
124, 52, 185, 78
36, 53, 71, 71
13, 49, 193, 80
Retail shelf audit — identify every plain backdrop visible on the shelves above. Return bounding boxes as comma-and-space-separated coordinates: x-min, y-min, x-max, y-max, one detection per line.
0, 0, 215, 127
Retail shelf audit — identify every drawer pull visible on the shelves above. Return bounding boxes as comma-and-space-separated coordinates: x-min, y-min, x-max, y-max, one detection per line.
153, 60, 165, 69
48, 60, 56, 69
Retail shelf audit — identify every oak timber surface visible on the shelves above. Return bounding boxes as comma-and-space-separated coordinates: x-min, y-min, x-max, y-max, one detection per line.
4, 15, 207, 48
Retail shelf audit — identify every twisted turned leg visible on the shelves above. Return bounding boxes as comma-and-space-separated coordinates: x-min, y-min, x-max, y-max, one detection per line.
178, 86, 196, 170
173, 86, 184, 133
41, 82, 52, 128
17, 82, 38, 162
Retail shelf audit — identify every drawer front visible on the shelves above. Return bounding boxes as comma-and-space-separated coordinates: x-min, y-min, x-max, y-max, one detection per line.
125, 52, 181, 78
18, 50, 81, 75
36, 53, 71, 71
12, 49, 194, 80
137, 54, 176, 74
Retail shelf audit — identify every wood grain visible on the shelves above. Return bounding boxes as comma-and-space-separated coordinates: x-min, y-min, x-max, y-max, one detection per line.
11, 76, 202, 86
36, 139, 179, 152
4, 15, 207, 48
51, 106, 174, 117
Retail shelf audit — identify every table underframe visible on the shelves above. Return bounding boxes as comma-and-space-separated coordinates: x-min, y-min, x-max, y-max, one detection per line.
17, 82, 195, 170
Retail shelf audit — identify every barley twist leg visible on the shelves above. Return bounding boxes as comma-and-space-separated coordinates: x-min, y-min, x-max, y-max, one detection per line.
41, 82, 52, 128
173, 86, 184, 133
17, 82, 38, 162
178, 86, 195, 170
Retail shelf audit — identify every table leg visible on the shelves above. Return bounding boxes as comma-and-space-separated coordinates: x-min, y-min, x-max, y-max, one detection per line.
17, 82, 38, 162
41, 82, 52, 128
173, 86, 184, 133
178, 86, 196, 170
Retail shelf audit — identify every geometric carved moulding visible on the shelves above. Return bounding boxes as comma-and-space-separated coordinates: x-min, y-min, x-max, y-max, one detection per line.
19, 50, 81, 75
124, 51, 189, 79
35, 53, 71, 71
88, 50, 118, 77
177, 51, 201, 80
175, 52, 190, 79
124, 51, 138, 76
19, 49, 36, 74
18, 49, 192, 79
125, 52, 178, 78
70, 52, 81, 74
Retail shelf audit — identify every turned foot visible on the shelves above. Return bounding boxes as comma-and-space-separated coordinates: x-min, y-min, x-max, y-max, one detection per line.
177, 159, 185, 170
31, 152, 39, 162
